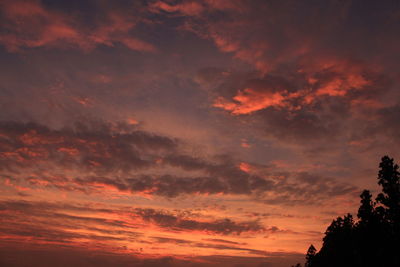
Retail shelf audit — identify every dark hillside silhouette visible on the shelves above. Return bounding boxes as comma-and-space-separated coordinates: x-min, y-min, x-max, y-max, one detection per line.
292, 156, 400, 267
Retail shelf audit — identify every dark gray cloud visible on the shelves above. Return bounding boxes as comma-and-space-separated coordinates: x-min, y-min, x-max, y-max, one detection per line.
0, 200, 265, 238
135, 208, 265, 235
23, 170, 356, 206
0, 245, 303, 267
0, 120, 177, 173
156, 0, 400, 70
0, 120, 358, 206
0, 200, 141, 242
202, 238, 246, 245
376, 104, 400, 144
151, 236, 268, 255
0, 246, 182, 267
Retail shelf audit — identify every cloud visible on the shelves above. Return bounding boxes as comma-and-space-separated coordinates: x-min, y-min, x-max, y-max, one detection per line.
0, 198, 272, 262
3, 0, 395, 264
0, 120, 358, 205
211, 60, 377, 115
0, 199, 265, 235
0, 200, 137, 233
150, 1, 205, 16
0, 245, 303, 267
151, 236, 268, 255
375, 104, 400, 144
135, 208, 265, 235
202, 238, 245, 245
195, 60, 393, 150
159, 0, 399, 72
152, 0, 399, 153
213, 89, 287, 115
0, 120, 176, 173
0, 245, 180, 267
0, 0, 157, 52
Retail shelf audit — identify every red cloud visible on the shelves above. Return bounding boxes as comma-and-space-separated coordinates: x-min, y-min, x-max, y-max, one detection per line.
0, 0, 157, 52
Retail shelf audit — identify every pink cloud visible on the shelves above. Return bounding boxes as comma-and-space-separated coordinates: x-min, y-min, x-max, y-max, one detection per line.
119, 37, 157, 53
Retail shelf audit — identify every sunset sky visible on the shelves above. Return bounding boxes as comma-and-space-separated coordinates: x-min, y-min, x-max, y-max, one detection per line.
0, 0, 400, 266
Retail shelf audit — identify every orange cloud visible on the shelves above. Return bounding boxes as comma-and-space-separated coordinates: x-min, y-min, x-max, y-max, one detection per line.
315, 74, 370, 97
214, 89, 287, 115
213, 58, 375, 115
241, 142, 251, 148
239, 162, 251, 173
127, 118, 139, 125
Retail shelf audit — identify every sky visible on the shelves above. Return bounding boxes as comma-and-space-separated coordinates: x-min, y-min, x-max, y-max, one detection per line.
0, 0, 399, 266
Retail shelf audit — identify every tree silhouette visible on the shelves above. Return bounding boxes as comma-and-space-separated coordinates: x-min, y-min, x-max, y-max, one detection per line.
376, 156, 400, 225
305, 245, 316, 267
292, 156, 400, 267
357, 190, 374, 225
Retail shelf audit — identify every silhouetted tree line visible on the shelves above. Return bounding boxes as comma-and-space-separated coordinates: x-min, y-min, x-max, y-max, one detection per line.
291, 156, 400, 267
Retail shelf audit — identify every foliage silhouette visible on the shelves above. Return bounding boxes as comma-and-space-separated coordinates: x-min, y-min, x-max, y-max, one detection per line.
293, 156, 400, 267
305, 244, 316, 267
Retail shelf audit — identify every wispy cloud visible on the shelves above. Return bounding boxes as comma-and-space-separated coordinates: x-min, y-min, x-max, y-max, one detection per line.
0, 0, 157, 52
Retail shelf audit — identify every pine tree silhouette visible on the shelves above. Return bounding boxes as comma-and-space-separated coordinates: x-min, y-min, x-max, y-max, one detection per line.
292, 156, 400, 267
376, 156, 400, 225
305, 245, 316, 267
357, 190, 374, 225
